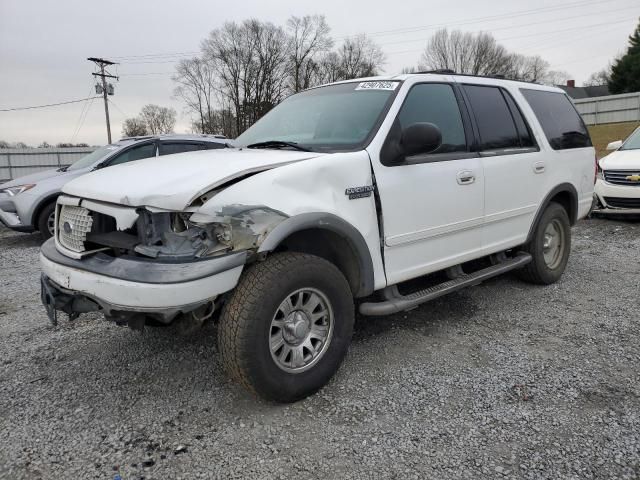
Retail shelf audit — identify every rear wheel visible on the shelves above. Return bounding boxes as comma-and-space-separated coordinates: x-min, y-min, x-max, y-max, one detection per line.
517, 202, 571, 285
37, 202, 56, 240
218, 252, 354, 402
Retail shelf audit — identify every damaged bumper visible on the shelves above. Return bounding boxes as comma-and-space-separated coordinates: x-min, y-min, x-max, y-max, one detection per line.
39, 238, 246, 325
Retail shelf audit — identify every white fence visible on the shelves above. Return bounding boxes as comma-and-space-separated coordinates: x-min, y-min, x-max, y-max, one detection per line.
0, 147, 96, 182
574, 92, 640, 126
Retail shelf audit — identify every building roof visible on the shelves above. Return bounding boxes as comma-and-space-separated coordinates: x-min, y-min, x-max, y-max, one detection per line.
557, 84, 611, 99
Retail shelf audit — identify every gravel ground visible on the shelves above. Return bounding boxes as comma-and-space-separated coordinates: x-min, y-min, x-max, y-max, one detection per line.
1, 217, 639, 480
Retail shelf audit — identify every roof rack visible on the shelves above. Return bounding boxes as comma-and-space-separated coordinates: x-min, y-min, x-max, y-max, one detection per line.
413, 70, 540, 85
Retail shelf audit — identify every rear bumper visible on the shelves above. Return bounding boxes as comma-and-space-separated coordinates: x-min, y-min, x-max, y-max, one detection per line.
39, 238, 246, 322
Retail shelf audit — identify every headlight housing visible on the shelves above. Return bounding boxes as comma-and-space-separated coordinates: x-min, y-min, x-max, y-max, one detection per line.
2, 184, 36, 196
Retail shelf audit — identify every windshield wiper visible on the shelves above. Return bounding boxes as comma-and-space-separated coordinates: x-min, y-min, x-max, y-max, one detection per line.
246, 140, 312, 152
57, 166, 69, 172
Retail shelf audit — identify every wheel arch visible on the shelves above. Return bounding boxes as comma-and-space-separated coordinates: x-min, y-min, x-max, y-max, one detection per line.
257, 213, 375, 298
31, 192, 60, 229
526, 183, 578, 243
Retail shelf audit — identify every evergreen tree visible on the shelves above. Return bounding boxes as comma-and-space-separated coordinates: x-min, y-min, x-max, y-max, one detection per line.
609, 19, 640, 94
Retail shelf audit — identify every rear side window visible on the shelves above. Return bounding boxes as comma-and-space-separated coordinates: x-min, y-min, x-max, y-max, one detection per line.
521, 89, 592, 150
503, 92, 535, 148
159, 142, 205, 156
463, 85, 520, 150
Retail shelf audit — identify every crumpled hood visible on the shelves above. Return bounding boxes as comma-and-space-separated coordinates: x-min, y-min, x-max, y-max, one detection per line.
599, 149, 640, 170
62, 148, 324, 210
1, 168, 65, 189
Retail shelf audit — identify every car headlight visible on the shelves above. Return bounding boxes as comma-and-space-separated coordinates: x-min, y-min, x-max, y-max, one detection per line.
133, 206, 288, 260
2, 184, 36, 196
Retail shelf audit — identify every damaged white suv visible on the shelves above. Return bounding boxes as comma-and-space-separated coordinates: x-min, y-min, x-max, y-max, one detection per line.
40, 73, 595, 402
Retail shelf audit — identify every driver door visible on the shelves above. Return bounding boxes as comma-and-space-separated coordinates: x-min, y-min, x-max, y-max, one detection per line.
369, 82, 485, 285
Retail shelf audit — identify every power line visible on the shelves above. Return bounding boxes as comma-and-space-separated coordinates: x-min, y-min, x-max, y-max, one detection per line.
71, 95, 97, 144
69, 84, 96, 143
0, 96, 101, 112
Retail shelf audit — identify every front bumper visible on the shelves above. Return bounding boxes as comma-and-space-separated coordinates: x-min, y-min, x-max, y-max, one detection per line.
0, 192, 32, 231
594, 178, 640, 212
39, 238, 246, 323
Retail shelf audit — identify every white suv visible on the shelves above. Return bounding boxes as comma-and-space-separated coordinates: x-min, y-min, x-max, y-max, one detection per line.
39, 73, 595, 402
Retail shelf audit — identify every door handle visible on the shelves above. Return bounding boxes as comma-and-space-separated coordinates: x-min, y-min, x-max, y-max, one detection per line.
533, 161, 546, 174
457, 170, 475, 185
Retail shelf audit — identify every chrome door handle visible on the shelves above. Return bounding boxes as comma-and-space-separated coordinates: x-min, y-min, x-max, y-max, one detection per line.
533, 161, 546, 174
457, 170, 475, 185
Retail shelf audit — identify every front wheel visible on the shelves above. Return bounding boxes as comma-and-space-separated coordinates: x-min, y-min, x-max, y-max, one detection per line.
517, 202, 571, 285
218, 252, 354, 402
37, 202, 56, 240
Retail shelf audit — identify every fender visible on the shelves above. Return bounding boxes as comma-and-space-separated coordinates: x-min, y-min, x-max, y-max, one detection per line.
30, 192, 61, 227
526, 183, 578, 243
257, 212, 375, 297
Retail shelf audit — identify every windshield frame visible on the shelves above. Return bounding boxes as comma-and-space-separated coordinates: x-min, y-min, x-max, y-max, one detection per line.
235, 80, 404, 153
620, 127, 640, 151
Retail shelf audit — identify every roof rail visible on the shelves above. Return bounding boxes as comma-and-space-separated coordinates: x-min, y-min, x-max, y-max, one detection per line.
416, 69, 457, 74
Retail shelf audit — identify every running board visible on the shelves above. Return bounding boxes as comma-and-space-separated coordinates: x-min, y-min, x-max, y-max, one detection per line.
359, 252, 532, 316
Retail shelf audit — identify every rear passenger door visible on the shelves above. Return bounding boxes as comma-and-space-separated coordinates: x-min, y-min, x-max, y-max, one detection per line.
461, 83, 545, 253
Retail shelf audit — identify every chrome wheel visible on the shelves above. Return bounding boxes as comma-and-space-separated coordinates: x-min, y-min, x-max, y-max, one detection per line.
47, 211, 56, 237
269, 288, 333, 373
542, 219, 565, 269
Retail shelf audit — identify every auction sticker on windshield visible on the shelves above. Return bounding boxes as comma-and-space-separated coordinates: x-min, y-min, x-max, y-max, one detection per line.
355, 81, 399, 91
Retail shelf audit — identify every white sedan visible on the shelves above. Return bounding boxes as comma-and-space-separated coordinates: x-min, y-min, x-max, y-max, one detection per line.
594, 126, 640, 213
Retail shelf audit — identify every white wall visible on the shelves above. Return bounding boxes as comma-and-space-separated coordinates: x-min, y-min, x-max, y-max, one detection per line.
0, 147, 96, 181
574, 92, 640, 126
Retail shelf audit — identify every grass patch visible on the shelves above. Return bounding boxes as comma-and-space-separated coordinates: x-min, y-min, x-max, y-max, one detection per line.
588, 121, 640, 159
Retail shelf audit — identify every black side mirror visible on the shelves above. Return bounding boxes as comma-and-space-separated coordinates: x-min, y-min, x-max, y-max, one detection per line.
401, 122, 442, 157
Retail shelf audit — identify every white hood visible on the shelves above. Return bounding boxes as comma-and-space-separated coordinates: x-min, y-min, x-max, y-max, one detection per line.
599, 149, 640, 171
62, 148, 324, 210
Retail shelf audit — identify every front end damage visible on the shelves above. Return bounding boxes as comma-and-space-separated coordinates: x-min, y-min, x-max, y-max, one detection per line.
40, 195, 288, 331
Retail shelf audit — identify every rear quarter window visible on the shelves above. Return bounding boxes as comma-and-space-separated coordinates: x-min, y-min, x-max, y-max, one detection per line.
520, 89, 592, 150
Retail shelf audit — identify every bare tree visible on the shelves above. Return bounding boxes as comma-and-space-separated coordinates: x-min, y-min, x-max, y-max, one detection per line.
287, 15, 333, 92
139, 104, 176, 134
202, 19, 290, 135
122, 117, 149, 137
338, 34, 385, 79
173, 57, 218, 134
420, 29, 512, 76
584, 67, 612, 86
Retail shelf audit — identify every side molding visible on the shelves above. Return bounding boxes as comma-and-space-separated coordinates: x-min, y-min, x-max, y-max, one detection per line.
258, 212, 375, 297
526, 183, 578, 243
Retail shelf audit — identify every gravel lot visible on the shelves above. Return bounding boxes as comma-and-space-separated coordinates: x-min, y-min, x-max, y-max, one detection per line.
1, 217, 639, 480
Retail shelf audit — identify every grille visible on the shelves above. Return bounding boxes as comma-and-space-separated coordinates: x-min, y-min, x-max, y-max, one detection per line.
603, 170, 640, 186
58, 205, 93, 252
603, 197, 640, 209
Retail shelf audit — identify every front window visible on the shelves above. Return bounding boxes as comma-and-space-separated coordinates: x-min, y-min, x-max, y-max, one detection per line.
621, 128, 640, 151
235, 81, 400, 152
66, 145, 122, 171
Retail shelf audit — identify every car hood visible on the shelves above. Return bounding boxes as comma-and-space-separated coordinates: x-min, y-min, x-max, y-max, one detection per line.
62, 148, 325, 210
0, 168, 66, 189
599, 149, 640, 170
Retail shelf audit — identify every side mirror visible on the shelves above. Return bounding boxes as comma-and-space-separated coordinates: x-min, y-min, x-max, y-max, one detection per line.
401, 122, 442, 157
606, 140, 623, 151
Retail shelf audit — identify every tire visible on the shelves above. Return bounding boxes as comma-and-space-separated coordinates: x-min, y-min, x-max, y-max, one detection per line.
517, 202, 571, 285
37, 202, 56, 240
218, 252, 354, 403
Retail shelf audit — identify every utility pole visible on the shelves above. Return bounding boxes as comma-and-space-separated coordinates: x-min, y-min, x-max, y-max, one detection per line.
87, 57, 118, 144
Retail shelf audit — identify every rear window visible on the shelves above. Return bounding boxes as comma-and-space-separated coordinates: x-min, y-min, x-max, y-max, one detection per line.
521, 89, 592, 150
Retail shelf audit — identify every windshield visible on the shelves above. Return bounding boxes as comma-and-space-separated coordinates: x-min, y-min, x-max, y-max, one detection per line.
235, 81, 400, 152
66, 144, 122, 171
621, 128, 640, 151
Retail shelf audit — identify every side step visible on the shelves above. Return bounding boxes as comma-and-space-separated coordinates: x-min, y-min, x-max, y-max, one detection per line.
359, 252, 532, 316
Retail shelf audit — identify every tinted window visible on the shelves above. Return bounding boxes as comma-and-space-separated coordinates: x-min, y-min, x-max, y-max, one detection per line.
109, 143, 156, 166
464, 85, 520, 150
159, 142, 205, 156
397, 83, 467, 154
503, 91, 535, 148
521, 89, 592, 150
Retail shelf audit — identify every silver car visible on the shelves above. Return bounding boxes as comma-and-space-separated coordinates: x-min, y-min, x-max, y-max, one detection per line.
0, 134, 231, 238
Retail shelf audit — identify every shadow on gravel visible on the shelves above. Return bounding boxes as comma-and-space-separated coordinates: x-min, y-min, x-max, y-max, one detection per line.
0, 230, 43, 249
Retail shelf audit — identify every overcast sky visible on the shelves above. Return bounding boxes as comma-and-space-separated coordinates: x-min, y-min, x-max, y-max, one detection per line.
1, 0, 638, 146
